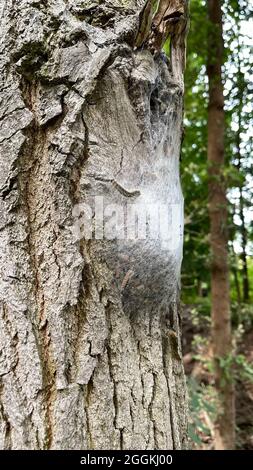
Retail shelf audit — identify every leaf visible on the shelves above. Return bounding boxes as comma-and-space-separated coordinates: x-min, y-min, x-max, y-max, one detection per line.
188, 424, 203, 445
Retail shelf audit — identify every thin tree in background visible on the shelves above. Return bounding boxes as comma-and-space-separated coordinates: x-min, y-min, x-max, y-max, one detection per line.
207, 0, 235, 449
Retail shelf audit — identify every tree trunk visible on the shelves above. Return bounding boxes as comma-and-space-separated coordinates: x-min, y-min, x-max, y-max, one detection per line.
207, 0, 235, 450
0, 0, 188, 450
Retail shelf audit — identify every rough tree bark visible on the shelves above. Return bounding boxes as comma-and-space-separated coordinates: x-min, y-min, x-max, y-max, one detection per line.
207, 0, 235, 450
0, 0, 188, 449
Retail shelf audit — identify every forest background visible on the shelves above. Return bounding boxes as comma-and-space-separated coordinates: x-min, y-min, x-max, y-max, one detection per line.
181, 0, 253, 449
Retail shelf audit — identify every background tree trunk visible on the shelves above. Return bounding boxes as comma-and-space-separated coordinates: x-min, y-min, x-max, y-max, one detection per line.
207, 0, 235, 450
0, 0, 188, 449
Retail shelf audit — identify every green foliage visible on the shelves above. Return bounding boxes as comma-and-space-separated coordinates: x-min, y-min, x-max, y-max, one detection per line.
163, 36, 170, 57
181, 0, 253, 300
217, 354, 234, 385
187, 377, 216, 446
183, 0, 253, 448
183, 298, 211, 321
181, 0, 210, 295
217, 352, 253, 385
234, 354, 253, 383
231, 301, 253, 328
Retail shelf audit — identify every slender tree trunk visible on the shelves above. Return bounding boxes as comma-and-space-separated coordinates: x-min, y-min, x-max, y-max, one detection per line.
0, 1, 188, 449
207, 0, 235, 450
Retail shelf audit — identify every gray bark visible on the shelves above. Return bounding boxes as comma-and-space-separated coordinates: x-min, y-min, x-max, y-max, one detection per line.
0, 0, 188, 449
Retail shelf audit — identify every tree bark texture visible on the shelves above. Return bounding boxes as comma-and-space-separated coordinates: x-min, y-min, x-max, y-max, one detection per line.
207, 0, 235, 450
0, 0, 188, 449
